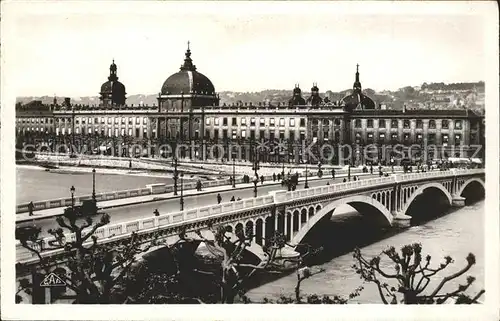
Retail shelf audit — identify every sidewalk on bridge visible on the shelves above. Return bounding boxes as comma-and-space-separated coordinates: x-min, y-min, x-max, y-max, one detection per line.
16, 170, 387, 223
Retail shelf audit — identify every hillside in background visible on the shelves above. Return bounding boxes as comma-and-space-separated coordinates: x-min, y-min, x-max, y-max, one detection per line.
16, 81, 485, 112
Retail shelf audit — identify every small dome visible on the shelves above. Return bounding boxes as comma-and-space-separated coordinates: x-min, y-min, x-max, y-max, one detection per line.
100, 60, 126, 106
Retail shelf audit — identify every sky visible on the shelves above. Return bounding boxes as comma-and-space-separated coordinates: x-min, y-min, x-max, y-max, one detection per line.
2, 1, 492, 97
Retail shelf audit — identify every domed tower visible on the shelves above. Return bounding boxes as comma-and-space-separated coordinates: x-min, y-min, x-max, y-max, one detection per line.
100, 60, 126, 107
289, 84, 306, 106
341, 64, 376, 112
158, 42, 219, 112
307, 83, 323, 107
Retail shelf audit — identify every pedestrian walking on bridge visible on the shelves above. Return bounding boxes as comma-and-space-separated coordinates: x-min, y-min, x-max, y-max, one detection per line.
217, 193, 222, 204
28, 201, 34, 217
153, 209, 160, 216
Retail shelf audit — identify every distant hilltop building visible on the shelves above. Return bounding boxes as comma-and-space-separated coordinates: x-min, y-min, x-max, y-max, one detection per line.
15, 43, 484, 165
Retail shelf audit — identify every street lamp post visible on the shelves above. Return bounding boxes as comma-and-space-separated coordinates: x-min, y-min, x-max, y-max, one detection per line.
71, 106, 75, 158
92, 168, 96, 202
232, 158, 236, 188
70, 185, 75, 209
253, 177, 258, 198
304, 162, 309, 189
173, 156, 179, 196
180, 172, 184, 211
348, 163, 351, 181
252, 146, 260, 179
281, 156, 285, 180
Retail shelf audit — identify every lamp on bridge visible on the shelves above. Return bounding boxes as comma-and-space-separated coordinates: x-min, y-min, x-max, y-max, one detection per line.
348, 164, 351, 181
253, 176, 258, 198
180, 172, 184, 211
92, 168, 96, 202
304, 163, 309, 189
173, 157, 179, 196
232, 157, 236, 188
70, 185, 75, 209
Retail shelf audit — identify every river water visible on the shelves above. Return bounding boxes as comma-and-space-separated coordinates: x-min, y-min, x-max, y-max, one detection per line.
16, 166, 175, 203
246, 201, 485, 303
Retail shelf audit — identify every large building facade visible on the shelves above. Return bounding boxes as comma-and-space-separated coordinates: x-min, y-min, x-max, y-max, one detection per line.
15, 45, 484, 165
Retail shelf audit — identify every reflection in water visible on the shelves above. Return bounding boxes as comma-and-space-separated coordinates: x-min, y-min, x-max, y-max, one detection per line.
246, 201, 484, 303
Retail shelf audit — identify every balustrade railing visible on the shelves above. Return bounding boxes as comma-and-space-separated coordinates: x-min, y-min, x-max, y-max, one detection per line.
16, 169, 484, 262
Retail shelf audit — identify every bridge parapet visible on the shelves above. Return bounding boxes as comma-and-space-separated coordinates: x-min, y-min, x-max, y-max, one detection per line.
16, 169, 484, 264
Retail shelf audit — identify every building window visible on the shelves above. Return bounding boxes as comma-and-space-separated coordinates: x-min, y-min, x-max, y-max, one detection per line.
250, 130, 255, 140
223, 118, 228, 126
214, 129, 219, 139
81, 118, 86, 125
442, 120, 449, 129
128, 128, 133, 136
279, 118, 285, 126
403, 120, 410, 129
121, 118, 125, 125
391, 120, 398, 128
300, 118, 306, 127
270, 118, 275, 126
241, 118, 246, 126
241, 130, 246, 138
259, 130, 265, 139
260, 118, 265, 126
75, 128, 80, 134
143, 117, 147, 125
223, 129, 228, 139
300, 131, 306, 141
455, 120, 462, 130
391, 133, 398, 141
312, 119, 319, 126
290, 118, 295, 127
455, 134, 462, 145
121, 128, 125, 136
379, 119, 386, 128
428, 133, 436, 144
205, 129, 210, 139
206, 117, 211, 125
416, 133, 423, 143
379, 133, 385, 142
114, 129, 119, 137
114, 117, 119, 124
250, 118, 255, 126
107, 118, 112, 124
232, 130, 237, 139
279, 131, 285, 140
403, 133, 410, 142
232, 118, 237, 126
442, 134, 449, 145
367, 119, 373, 128
416, 120, 423, 128
128, 117, 132, 125
143, 128, 148, 138
100, 117, 105, 124
214, 118, 219, 125
355, 119, 361, 128
290, 131, 295, 142
429, 120, 436, 129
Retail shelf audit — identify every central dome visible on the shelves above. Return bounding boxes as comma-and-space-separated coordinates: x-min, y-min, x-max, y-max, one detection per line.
160, 46, 215, 96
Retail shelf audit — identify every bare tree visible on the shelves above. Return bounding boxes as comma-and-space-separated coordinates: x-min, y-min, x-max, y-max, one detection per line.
15, 206, 160, 304
352, 243, 484, 304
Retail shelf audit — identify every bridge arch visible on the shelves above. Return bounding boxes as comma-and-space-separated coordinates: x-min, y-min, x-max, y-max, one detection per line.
401, 182, 453, 217
291, 195, 393, 245
457, 178, 485, 197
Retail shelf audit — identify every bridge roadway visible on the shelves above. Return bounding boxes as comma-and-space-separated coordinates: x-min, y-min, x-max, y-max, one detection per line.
19, 173, 381, 237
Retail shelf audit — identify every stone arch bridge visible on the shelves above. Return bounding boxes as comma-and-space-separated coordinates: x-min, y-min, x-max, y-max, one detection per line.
16, 169, 484, 269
